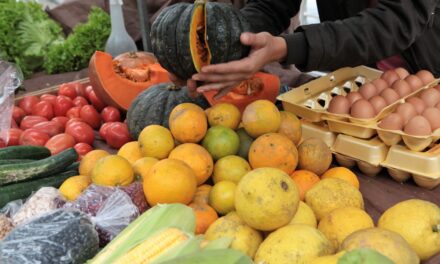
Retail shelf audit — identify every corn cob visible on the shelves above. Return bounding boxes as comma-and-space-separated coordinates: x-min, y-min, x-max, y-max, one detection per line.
114, 228, 189, 264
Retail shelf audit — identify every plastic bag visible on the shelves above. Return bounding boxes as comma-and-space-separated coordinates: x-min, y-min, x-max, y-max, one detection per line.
0, 61, 23, 145
0, 209, 99, 264
0, 200, 23, 218
12, 187, 65, 226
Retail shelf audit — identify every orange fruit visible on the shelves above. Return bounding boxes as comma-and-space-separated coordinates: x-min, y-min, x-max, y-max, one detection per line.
322, 167, 360, 189
117, 141, 143, 164
91, 155, 134, 186
213, 155, 251, 184
209, 181, 237, 215
169, 103, 208, 143
143, 159, 197, 206
189, 202, 219, 234
290, 170, 321, 201
297, 137, 333, 175
168, 143, 214, 185
277, 111, 302, 146
138, 125, 175, 159
202, 126, 240, 160
192, 184, 212, 204
59, 175, 91, 201
79, 149, 110, 176
248, 133, 298, 174
242, 100, 281, 138
207, 103, 241, 129
133, 157, 159, 180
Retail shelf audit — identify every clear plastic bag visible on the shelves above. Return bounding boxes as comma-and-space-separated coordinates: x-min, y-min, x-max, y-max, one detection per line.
0, 200, 23, 218
0, 209, 99, 264
0, 61, 23, 145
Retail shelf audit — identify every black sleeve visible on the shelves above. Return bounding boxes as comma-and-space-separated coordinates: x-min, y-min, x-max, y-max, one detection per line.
288, 0, 437, 71
239, 0, 301, 35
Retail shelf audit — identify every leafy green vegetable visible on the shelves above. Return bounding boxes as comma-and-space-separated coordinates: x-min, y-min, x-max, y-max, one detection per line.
0, 0, 64, 77
43, 7, 111, 74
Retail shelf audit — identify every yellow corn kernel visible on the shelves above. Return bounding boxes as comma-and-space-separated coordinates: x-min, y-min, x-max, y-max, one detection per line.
114, 227, 189, 264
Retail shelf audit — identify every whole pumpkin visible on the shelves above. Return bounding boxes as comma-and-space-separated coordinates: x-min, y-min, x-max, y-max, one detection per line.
151, 0, 251, 79
126, 83, 209, 140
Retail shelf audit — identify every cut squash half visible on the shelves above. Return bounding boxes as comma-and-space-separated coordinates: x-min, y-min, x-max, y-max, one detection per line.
190, 0, 212, 72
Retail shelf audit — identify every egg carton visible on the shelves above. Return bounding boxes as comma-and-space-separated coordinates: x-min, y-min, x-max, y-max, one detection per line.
301, 121, 440, 189
278, 66, 437, 125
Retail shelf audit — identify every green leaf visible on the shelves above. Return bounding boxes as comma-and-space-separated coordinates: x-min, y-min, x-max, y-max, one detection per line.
202, 237, 234, 250
158, 249, 253, 264
151, 236, 203, 264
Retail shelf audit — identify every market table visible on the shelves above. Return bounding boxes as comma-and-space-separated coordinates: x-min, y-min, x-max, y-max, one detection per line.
20, 70, 440, 263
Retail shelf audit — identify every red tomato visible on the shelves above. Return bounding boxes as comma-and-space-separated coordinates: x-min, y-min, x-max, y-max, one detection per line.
18, 96, 40, 114
65, 118, 85, 129
88, 90, 106, 111
106, 122, 132, 149
0, 139, 6, 148
44, 133, 76, 155
10, 119, 18, 129
80, 105, 101, 129
99, 122, 113, 140
85, 85, 94, 98
72, 96, 89, 107
72, 82, 86, 97
40, 94, 57, 105
31, 100, 54, 120
101, 106, 121, 122
58, 83, 78, 99
32, 121, 63, 137
51, 116, 69, 128
19, 129, 50, 146
74, 142, 93, 159
20, 116, 48, 130
7, 128, 22, 146
66, 106, 81, 119
54, 95, 74, 117
12, 106, 26, 124
65, 121, 95, 145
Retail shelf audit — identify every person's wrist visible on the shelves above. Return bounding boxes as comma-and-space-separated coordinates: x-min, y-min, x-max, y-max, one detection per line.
272, 36, 288, 62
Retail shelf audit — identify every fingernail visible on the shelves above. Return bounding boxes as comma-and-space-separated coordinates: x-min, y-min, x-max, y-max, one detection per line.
192, 75, 200, 81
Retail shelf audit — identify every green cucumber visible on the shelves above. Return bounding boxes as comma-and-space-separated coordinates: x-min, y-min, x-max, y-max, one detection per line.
0, 170, 77, 208
0, 146, 51, 160
0, 148, 78, 186
0, 159, 34, 165
65, 161, 80, 172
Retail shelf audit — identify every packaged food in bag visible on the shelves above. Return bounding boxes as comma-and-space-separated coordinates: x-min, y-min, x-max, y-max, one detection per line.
0, 209, 99, 264
0, 214, 14, 240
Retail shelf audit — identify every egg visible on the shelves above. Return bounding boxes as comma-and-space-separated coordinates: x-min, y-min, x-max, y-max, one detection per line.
391, 80, 412, 98
435, 85, 440, 93
395, 103, 417, 124
346, 92, 363, 106
394, 67, 410, 79
404, 75, 424, 92
350, 99, 376, 119
380, 88, 400, 105
378, 113, 404, 130
437, 101, 440, 110
403, 115, 432, 136
381, 70, 400, 86
416, 70, 435, 85
358, 83, 377, 99
328, 95, 350, 114
406, 97, 426, 114
419, 88, 440, 107
369, 96, 387, 114
371, 78, 389, 94
422, 107, 440, 131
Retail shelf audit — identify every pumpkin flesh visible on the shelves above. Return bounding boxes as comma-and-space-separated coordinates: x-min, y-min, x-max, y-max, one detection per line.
190, 3, 211, 72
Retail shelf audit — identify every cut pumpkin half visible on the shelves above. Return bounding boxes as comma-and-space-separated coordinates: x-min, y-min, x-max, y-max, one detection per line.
190, 0, 212, 72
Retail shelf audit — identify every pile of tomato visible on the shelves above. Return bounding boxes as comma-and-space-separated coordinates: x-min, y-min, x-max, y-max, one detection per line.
8, 81, 132, 159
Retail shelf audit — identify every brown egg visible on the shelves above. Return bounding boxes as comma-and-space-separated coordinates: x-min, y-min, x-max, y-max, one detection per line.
350, 99, 376, 119
391, 80, 412, 98
403, 115, 432, 136
404, 75, 424, 92
419, 88, 440, 107
346, 92, 363, 106
378, 113, 404, 130
437, 101, 440, 110
406, 97, 426, 114
416, 70, 435, 85
394, 67, 410, 79
422, 107, 440, 131
358, 83, 377, 100
435, 85, 440, 93
372, 79, 389, 94
395, 103, 417, 124
381, 70, 400, 86
369, 96, 387, 114
328, 95, 350, 114
380, 88, 400, 105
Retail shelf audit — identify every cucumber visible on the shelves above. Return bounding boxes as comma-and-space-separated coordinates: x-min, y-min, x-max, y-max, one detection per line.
0, 170, 77, 208
0, 159, 34, 165
0, 148, 78, 186
65, 161, 80, 172
0, 146, 51, 160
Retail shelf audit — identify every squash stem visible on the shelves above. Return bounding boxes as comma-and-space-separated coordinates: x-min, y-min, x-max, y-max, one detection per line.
433, 225, 440, 233
195, 0, 207, 4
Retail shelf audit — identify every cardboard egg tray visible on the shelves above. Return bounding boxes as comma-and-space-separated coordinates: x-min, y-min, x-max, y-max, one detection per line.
301, 121, 440, 189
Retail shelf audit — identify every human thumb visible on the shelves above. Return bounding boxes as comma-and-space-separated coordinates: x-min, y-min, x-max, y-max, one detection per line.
241, 32, 270, 48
